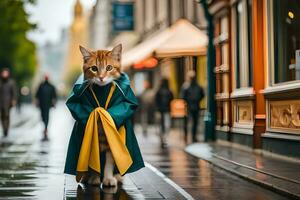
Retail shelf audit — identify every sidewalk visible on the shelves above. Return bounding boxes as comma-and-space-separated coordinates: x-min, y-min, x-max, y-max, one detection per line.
0, 105, 293, 200
0, 103, 68, 200
65, 165, 189, 200
137, 126, 289, 200
0, 104, 40, 147
3, 104, 35, 129
186, 142, 300, 199
0, 103, 190, 200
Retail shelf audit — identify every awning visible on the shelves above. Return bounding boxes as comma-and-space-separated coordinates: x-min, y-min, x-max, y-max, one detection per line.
155, 20, 207, 58
121, 29, 171, 69
122, 19, 208, 70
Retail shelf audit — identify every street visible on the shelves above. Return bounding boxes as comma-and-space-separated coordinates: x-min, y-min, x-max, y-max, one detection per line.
1, 0, 300, 199
0, 102, 289, 200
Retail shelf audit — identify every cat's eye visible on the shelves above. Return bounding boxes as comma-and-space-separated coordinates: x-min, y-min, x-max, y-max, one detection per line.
106, 65, 113, 71
90, 66, 98, 72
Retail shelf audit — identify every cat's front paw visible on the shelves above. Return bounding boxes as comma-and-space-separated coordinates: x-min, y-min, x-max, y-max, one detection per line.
102, 176, 117, 187
87, 174, 101, 186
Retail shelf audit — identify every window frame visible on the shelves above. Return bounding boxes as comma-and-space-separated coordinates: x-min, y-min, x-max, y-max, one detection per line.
266, 0, 300, 87
231, 0, 252, 89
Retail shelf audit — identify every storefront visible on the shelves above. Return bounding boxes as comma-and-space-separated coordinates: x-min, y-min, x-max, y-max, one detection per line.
122, 19, 208, 100
263, 0, 300, 158
208, 0, 300, 158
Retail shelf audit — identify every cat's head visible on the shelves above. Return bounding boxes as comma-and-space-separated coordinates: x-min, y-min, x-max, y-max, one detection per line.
79, 44, 122, 86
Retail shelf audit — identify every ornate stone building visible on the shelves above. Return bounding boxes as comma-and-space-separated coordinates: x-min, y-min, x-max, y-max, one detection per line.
64, 0, 88, 84
208, 0, 300, 158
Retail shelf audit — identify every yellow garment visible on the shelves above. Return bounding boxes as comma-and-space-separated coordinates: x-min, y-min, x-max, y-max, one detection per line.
76, 83, 132, 175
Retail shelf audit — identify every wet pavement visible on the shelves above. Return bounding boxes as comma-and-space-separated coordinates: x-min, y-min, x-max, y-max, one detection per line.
0, 103, 188, 200
186, 142, 300, 198
137, 129, 290, 200
0, 104, 69, 199
65, 164, 190, 200
0, 103, 292, 199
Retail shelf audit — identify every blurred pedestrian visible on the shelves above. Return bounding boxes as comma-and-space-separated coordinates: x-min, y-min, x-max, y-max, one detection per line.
181, 71, 205, 143
155, 78, 174, 147
35, 75, 57, 141
0, 68, 17, 137
139, 80, 155, 137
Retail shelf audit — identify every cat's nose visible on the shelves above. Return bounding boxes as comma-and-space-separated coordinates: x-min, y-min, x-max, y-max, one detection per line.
99, 77, 104, 81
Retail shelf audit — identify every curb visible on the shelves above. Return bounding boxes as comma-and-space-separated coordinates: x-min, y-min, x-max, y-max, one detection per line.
145, 162, 195, 200
185, 146, 300, 199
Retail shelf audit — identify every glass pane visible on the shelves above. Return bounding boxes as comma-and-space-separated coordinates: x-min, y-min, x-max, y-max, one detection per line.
238, 2, 244, 87
235, 0, 252, 88
235, 2, 245, 88
274, 0, 300, 83
247, 0, 253, 86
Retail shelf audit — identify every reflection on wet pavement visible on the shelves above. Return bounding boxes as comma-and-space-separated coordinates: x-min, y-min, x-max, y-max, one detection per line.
0, 105, 291, 200
74, 184, 131, 200
0, 104, 188, 200
137, 127, 290, 200
0, 104, 68, 199
65, 174, 136, 200
64, 164, 188, 200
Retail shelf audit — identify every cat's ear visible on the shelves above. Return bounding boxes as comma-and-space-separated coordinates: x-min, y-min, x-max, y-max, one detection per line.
79, 45, 92, 60
111, 44, 122, 62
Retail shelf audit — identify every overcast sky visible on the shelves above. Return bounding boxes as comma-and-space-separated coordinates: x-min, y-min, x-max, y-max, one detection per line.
26, 0, 96, 46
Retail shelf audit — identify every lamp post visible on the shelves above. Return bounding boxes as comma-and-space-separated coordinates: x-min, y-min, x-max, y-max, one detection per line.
199, 0, 216, 141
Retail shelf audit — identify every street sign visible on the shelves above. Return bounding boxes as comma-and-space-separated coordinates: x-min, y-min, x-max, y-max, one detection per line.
112, 2, 134, 31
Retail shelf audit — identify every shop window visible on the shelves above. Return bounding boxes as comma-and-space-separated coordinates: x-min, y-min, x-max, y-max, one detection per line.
234, 0, 252, 88
220, 16, 229, 66
219, 16, 229, 94
273, 0, 300, 83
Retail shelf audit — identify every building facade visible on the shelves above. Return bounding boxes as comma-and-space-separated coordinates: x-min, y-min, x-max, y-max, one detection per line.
64, 0, 88, 86
89, 0, 111, 49
120, 0, 208, 97
84, 0, 208, 97
208, 0, 300, 158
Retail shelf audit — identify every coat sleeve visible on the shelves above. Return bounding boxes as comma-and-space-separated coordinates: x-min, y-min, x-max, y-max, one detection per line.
66, 84, 93, 124
107, 85, 138, 129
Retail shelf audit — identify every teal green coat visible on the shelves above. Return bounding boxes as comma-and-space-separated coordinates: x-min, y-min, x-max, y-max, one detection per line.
64, 73, 144, 176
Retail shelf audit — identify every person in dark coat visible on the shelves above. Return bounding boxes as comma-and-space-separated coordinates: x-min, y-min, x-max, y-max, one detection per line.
35, 75, 57, 141
139, 80, 155, 136
155, 78, 174, 147
181, 72, 205, 143
0, 68, 17, 137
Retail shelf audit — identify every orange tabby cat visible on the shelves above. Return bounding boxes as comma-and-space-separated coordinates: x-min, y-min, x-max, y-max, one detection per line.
79, 44, 123, 187
80, 44, 122, 86
65, 43, 144, 187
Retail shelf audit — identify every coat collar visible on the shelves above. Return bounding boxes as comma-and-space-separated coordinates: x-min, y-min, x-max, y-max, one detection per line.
72, 73, 131, 98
